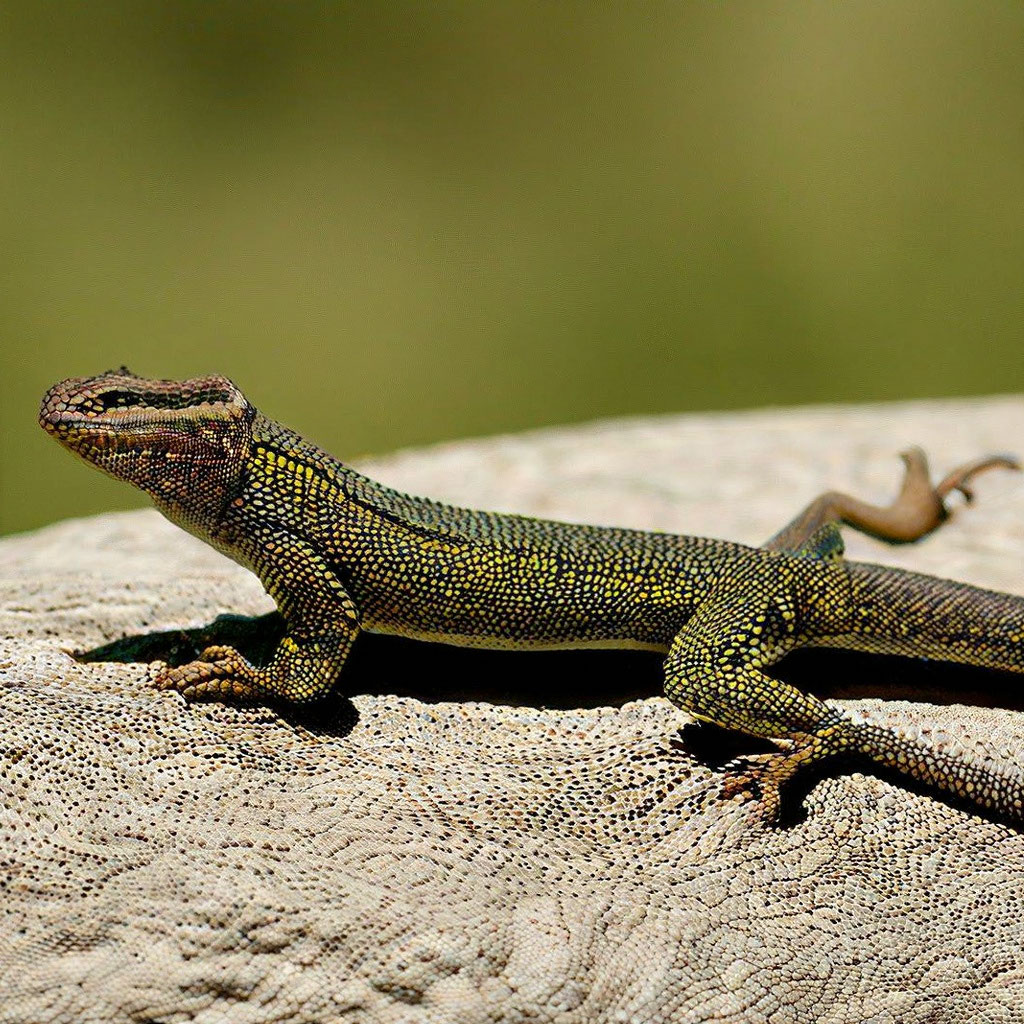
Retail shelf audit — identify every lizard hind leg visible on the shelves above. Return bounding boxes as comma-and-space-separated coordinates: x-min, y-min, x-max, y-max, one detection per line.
661, 594, 1024, 826
764, 447, 1019, 552
663, 607, 851, 824
716, 708, 1024, 826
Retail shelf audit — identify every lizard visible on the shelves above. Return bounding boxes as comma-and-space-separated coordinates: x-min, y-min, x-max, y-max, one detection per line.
39, 369, 1024, 824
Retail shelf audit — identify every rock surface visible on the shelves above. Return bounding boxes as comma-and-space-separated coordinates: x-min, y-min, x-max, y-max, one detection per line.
2, 396, 1024, 1024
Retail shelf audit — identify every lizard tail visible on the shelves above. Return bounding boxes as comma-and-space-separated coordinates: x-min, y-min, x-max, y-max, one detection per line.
840, 705, 1024, 821
837, 561, 1024, 675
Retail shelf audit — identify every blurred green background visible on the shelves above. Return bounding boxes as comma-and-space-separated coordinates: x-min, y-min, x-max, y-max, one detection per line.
3, 2, 1024, 535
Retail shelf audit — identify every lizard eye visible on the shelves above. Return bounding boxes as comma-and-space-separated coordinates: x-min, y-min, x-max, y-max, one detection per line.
97, 390, 148, 411
95, 386, 236, 412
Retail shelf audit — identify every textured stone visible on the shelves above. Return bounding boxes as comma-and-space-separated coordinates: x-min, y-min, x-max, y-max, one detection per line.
2, 396, 1024, 1023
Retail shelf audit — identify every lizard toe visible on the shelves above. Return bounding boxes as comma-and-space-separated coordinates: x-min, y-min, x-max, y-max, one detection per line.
154, 652, 262, 703
720, 751, 799, 824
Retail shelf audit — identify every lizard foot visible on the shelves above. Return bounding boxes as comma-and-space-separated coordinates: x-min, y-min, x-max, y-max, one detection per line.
720, 735, 824, 824
882, 447, 1021, 542
933, 451, 1021, 504
720, 752, 789, 824
154, 645, 264, 702
720, 722, 857, 823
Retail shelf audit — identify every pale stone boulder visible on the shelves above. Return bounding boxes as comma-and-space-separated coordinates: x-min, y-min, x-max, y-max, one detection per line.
2, 397, 1024, 1023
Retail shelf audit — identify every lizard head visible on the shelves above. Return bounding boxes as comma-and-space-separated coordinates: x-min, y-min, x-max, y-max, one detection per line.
40, 369, 255, 526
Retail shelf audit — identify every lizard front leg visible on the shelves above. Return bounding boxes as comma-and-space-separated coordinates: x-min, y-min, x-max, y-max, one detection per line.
156, 529, 360, 704
154, 627, 358, 704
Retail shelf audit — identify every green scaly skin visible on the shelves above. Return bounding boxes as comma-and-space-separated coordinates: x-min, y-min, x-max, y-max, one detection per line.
39, 370, 1024, 823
